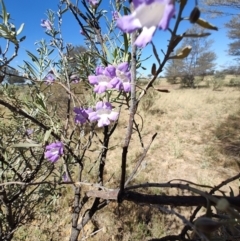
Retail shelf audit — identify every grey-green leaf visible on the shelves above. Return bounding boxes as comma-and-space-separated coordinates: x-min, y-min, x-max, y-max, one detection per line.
16, 23, 24, 35
12, 143, 42, 148
44, 129, 52, 143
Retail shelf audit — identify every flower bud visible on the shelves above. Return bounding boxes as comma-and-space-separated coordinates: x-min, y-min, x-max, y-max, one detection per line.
194, 217, 222, 234
189, 7, 201, 23
216, 198, 229, 212
151, 63, 157, 76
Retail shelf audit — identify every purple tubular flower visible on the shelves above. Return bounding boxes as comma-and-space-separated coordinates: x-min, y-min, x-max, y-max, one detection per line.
40, 19, 52, 31
87, 0, 98, 6
26, 129, 33, 135
88, 101, 119, 127
111, 62, 131, 92
44, 74, 55, 84
88, 66, 117, 94
70, 74, 80, 83
45, 141, 64, 163
112, 11, 119, 21
80, 29, 85, 35
116, 0, 175, 47
73, 107, 89, 124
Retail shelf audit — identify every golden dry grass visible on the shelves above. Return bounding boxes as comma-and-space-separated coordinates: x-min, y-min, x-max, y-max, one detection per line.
6, 79, 240, 240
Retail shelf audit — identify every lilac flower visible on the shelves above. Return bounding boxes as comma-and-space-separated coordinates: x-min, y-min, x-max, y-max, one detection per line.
88, 66, 117, 93
116, 0, 175, 47
88, 101, 119, 127
73, 107, 89, 124
80, 29, 85, 35
44, 73, 55, 84
111, 62, 131, 92
41, 19, 52, 31
45, 141, 64, 163
112, 11, 119, 21
26, 129, 33, 136
87, 0, 98, 6
70, 74, 80, 83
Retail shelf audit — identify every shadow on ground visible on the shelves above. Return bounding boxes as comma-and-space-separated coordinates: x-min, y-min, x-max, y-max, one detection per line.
215, 104, 240, 165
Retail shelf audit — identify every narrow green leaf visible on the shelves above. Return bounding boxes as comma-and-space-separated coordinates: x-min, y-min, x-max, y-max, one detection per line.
123, 6, 131, 14
0, 23, 8, 31
12, 143, 42, 148
23, 60, 38, 78
35, 93, 47, 112
113, 48, 117, 59
16, 23, 24, 35
123, 33, 128, 55
19, 36, 26, 42
229, 187, 234, 197
60, 7, 68, 14
44, 129, 52, 143
26, 50, 40, 65
0, 0, 8, 25
48, 49, 54, 55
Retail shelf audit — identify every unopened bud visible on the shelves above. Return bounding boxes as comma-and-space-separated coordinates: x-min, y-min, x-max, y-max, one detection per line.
151, 63, 157, 76
216, 198, 229, 212
194, 217, 222, 234
189, 7, 201, 23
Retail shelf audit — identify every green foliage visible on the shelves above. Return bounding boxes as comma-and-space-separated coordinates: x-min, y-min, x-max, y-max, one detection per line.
20, 40, 53, 80
0, 0, 25, 44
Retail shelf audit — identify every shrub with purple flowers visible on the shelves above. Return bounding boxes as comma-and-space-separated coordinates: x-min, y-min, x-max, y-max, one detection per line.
2, 0, 240, 241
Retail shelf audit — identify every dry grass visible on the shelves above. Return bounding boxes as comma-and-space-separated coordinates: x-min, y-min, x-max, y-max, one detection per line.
6, 79, 240, 240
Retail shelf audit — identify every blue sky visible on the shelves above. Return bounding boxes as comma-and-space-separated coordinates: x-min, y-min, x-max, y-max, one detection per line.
1, 0, 238, 76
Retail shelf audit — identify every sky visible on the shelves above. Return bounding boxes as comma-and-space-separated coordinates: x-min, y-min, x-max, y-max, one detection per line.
1, 0, 238, 77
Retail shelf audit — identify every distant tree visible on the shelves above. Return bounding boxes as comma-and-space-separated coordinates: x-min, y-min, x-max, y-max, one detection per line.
164, 55, 184, 84
220, 64, 240, 75
225, 15, 240, 59
200, 0, 240, 16
165, 26, 217, 87
201, 0, 240, 60
196, 51, 217, 76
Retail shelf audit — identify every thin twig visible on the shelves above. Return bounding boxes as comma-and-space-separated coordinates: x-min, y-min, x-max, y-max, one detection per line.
125, 133, 157, 187
119, 1, 137, 197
